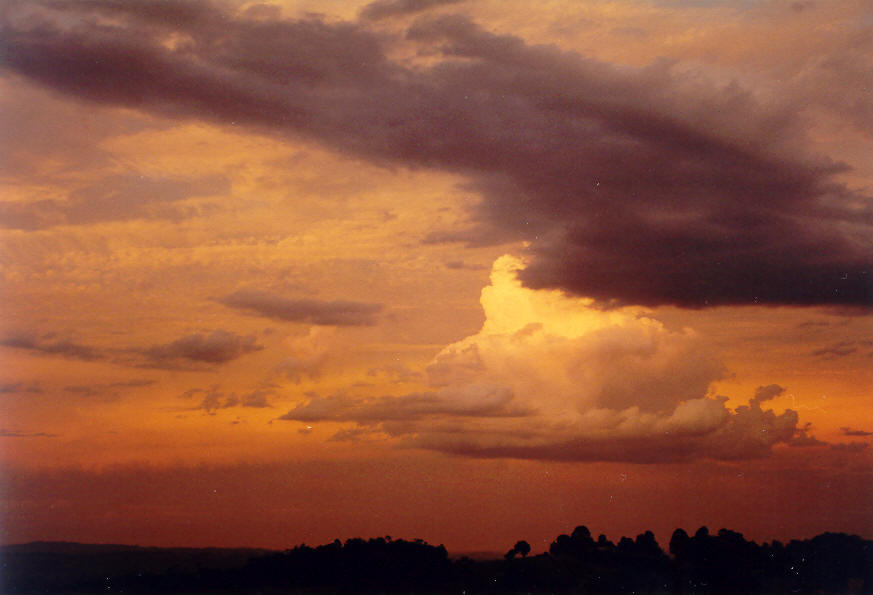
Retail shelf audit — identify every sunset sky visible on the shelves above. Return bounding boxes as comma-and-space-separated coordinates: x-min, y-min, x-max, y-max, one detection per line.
0, 0, 871, 553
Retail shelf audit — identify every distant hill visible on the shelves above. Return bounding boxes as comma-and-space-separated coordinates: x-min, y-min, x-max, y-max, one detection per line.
0, 541, 273, 593
1, 540, 273, 556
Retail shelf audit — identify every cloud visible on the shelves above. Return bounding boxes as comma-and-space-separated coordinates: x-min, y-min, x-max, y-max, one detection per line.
811, 340, 858, 358
0, 428, 59, 438
789, 423, 828, 448
280, 384, 524, 423
841, 427, 873, 437
181, 383, 276, 413
141, 330, 263, 367
273, 327, 341, 382
0, 173, 228, 230
359, 0, 464, 20
0, 334, 104, 361
64, 379, 156, 401
2, 2, 870, 308
1, 330, 262, 369
444, 260, 487, 271
279, 256, 805, 462
750, 384, 786, 406
180, 386, 239, 413
240, 387, 274, 408
367, 362, 423, 383
218, 289, 383, 326
811, 339, 873, 359
829, 442, 869, 453
0, 382, 42, 394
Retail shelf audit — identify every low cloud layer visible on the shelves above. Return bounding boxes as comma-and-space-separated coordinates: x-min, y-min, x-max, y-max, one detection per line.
2, 1, 869, 308
219, 289, 383, 326
282, 256, 806, 462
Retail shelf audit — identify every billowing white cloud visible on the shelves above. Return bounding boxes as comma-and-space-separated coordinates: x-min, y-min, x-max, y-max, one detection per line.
282, 256, 805, 462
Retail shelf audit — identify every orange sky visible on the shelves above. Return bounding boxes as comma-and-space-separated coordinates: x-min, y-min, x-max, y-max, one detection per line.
0, 0, 871, 553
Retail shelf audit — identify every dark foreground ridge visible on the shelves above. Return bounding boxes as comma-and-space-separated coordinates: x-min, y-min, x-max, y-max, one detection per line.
2, 527, 871, 593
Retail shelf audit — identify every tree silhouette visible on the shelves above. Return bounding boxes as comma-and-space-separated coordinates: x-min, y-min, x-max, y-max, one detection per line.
3, 527, 871, 593
505, 539, 531, 559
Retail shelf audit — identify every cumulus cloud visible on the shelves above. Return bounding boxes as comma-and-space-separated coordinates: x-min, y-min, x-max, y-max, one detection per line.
2, 1, 869, 308
218, 289, 383, 326
142, 330, 263, 367
280, 256, 806, 462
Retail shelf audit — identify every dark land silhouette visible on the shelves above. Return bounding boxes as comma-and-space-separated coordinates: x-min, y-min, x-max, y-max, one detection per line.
2, 527, 871, 593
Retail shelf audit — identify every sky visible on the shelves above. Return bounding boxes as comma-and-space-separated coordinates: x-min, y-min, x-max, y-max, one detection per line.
0, 0, 871, 554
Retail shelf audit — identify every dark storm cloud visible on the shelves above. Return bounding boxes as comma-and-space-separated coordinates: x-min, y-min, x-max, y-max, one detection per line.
0, 174, 228, 230
2, 1, 871, 308
218, 289, 383, 326
360, 0, 464, 20
141, 330, 263, 367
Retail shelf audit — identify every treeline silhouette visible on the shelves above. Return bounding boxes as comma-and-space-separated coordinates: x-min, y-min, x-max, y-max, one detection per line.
2, 527, 871, 593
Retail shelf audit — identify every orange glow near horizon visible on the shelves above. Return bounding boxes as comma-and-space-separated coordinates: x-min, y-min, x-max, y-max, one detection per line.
0, 0, 871, 554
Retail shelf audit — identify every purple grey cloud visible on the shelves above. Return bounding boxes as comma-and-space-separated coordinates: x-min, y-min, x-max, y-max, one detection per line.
1, 1, 870, 308
142, 330, 263, 367
218, 289, 383, 326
